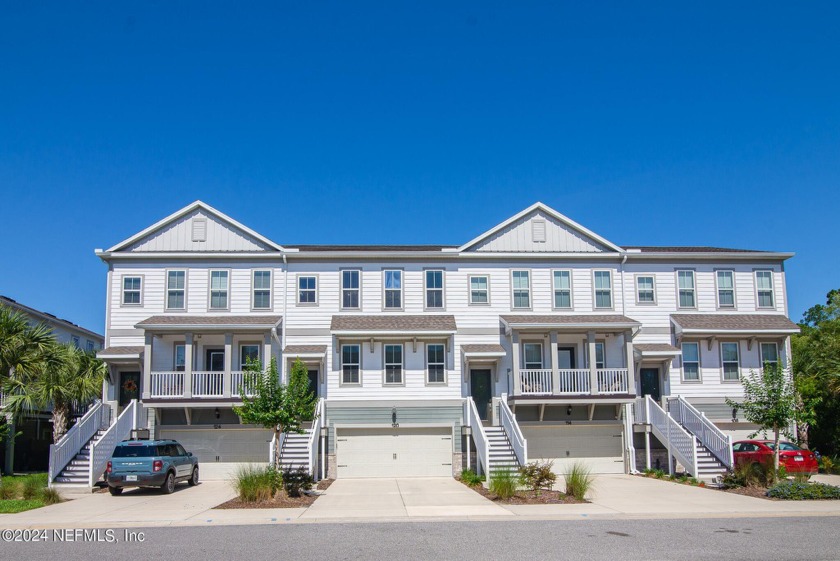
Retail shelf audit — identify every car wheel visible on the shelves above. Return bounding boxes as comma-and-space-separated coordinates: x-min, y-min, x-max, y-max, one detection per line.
188, 467, 199, 486
161, 472, 175, 494
108, 486, 123, 496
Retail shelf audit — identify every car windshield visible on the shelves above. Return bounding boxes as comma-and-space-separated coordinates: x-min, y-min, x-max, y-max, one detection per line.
112, 445, 158, 457
765, 442, 802, 451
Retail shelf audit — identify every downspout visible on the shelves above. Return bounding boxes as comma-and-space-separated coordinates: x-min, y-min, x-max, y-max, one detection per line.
281, 253, 288, 382
619, 253, 628, 318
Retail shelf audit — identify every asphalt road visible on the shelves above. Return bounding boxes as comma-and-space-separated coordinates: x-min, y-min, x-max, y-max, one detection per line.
4, 517, 839, 561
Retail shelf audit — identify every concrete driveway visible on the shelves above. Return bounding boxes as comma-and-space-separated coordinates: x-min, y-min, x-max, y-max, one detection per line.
302, 478, 510, 520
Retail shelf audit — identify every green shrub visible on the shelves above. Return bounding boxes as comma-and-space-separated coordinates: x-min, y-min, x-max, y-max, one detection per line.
489, 469, 517, 500
281, 467, 314, 498
518, 460, 556, 495
234, 465, 277, 502
21, 477, 42, 500
723, 459, 778, 488
766, 481, 840, 500
654, 469, 665, 479
40, 487, 62, 505
819, 455, 835, 474
0, 483, 16, 500
563, 462, 594, 501
460, 469, 483, 487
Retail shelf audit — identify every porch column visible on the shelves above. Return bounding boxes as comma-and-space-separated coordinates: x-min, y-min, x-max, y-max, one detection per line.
624, 331, 635, 394
549, 331, 560, 396
511, 331, 521, 395
223, 333, 233, 398
184, 333, 193, 398
587, 331, 598, 395
142, 333, 152, 400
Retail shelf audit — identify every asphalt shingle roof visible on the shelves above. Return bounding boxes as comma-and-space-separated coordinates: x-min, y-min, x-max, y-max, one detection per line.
330, 315, 457, 332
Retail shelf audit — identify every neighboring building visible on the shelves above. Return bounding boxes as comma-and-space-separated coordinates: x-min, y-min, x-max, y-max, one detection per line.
93, 201, 798, 480
0, 296, 103, 473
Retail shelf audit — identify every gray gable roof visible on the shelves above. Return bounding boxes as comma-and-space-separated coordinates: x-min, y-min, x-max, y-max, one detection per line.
330, 315, 457, 332
671, 314, 799, 333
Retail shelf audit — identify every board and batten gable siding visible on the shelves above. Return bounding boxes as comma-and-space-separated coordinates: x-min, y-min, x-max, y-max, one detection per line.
468, 210, 611, 253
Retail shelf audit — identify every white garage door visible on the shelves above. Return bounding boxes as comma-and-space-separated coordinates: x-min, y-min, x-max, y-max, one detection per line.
522, 424, 625, 474
337, 427, 453, 478
159, 427, 272, 463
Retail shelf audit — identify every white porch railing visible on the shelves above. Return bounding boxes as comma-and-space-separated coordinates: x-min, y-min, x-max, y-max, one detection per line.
557, 369, 590, 394
308, 398, 325, 480
519, 369, 553, 395
499, 394, 527, 467
89, 400, 144, 488
192, 371, 224, 397
465, 397, 490, 477
668, 396, 733, 469
150, 371, 185, 398
597, 368, 630, 394
642, 395, 698, 476
48, 400, 104, 485
231, 370, 258, 397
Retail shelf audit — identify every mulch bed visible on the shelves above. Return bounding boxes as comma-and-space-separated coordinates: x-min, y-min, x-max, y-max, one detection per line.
461, 481, 586, 504
215, 479, 333, 509
718, 485, 775, 500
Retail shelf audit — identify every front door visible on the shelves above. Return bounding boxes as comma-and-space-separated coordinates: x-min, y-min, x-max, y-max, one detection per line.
558, 346, 576, 368
118, 371, 141, 407
470, 369, 492, 421
640, 368, 661, 402
307, 369, 319, 397
205, 349, 224, 371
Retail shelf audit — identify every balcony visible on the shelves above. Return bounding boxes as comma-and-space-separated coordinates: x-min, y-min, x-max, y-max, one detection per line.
517, 368, 630, 397
149, 370, 259, 399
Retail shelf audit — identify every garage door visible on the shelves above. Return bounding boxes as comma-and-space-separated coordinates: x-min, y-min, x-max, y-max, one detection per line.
337, 427, 453, 478
158, 427, 273, 463
521, 424, 624, 474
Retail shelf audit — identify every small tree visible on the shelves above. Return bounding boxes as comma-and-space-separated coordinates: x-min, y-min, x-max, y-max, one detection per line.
727, 362, 797, 481
233, 358, 317, 469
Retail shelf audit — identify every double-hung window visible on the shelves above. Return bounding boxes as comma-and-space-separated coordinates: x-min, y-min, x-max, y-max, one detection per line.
553, 270, 572, 309
86, 340, 94, 352
253, 270, 271, 309
760, 342, 779, 370
298, 276, 317, 304
721, 342, 740, 381
209, 271, 229, 309
523, 343, 543, 369
383, 270, 402, 309
174, 344, 186, 372
384, 344, 403, 385
681, 342, 700, 381
166, 270, 186, 310
341, 344, 360, 384
240, 344, 260, 369
677, 270, 696, 308
636, 275, 655, 304
425, 270, 444, 309
716, 270, 735, 308
72, 336, 80, 349
512, 271, 531, 309
122, 276, 142, 305
469, 275, 489, 304
594, 271, 612, 309
755, 271, 775, 308
342, 270, 360, 309
427, 344, 446, 384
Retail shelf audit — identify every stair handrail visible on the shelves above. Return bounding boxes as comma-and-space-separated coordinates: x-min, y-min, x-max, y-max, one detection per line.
498, 393, 527, 467
623, 402, 637, 473
645, 395, 698, 477
48, 399, 103, 486
88, 399, 142, 488
667, 396, 733, 469
465, 397, 490, 478
307, 398, 325, 481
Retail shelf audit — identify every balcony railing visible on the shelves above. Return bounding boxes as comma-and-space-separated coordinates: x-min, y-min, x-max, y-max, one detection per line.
150, 371, 185, 398
597, 368, 630, 394
519, 369, 553, 395
149, 370, 260, 399
231, 371, 258, 398
518, 368, 630, 396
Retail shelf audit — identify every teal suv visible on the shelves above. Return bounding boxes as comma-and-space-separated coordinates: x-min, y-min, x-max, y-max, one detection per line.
105, 439, 199, 496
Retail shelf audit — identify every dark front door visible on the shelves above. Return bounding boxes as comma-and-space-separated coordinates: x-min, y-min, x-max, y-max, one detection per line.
470, 369, 492, 421
205, 349, 224, 371
119, 371, 141, 407
640, 368, 661, 402
557, 346, 576, 369
307, 369, 319, 397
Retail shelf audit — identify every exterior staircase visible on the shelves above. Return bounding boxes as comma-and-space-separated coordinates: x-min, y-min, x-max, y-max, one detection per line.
53, 428, 108, 487
278, 432, 310, 471
485, 426, 520, 474
694, 440, 728, 480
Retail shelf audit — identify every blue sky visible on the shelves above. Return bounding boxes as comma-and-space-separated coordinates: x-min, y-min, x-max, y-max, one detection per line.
1, 2, 838, 334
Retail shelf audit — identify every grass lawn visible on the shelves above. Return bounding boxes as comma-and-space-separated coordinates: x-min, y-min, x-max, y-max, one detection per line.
0, 473, 59, 513
0, 499, 45, 513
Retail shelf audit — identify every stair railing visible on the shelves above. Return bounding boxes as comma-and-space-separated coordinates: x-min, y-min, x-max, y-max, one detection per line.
307, 398, 325, 481
88, 399, 142, 488
48, 400, 103, 487
644, 395, 699, 477
667, 396, 733, 469
465, 397, 490, 478
498, 393, 527, 467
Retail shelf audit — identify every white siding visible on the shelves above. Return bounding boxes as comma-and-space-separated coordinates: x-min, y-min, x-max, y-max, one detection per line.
126, 210, 273, 252
470, 210, 609, 253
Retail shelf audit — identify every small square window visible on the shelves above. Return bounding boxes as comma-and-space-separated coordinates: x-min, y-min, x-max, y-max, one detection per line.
298, 276, 317, 304
469, 276, 489, 305
122, 276, 142, 305
636, 276, 655, 304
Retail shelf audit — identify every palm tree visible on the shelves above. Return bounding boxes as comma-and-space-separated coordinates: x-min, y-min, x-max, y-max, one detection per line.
0, 305, 54, 382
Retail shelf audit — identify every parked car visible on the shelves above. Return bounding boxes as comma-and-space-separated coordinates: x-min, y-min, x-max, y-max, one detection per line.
732, 439, 818, 475
105, 439, 199, 495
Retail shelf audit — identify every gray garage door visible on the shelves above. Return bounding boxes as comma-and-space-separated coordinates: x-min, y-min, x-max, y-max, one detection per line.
158, 427, 273, 463
521, 424, 624, 474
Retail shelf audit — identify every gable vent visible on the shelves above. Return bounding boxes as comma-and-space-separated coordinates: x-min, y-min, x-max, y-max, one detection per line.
532, 219, 546, 243
192, 217, 207, 242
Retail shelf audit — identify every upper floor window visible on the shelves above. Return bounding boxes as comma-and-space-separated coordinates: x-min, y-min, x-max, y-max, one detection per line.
523, 343, 543, 369
253, 270, 271, 309
469, 275, 489, 305
716, 270, 735, 308
677, 270, 696, 308
240, 344, 260, 368
166, 270, 186, 310
342, 270, 360, 309
636, 275, 656, 304
384, 344, 403, 385
427, 344, 446, 384
298, 276, 317, 305
721, 342, 740, 381
341, 344, 360, 385
755, 270, 775, 308
682, 342, 700, 381
760, 342, 779, 369
425, 270, 444, 309
86, 340, 94, 352
174, 344, 186, 371
383, 270, 402, 309
512, 271, 531, 309
209, 270, 229, 309
553, 270, 572, 309
593, 271, 612, 309
72, 336, 80, 349
122, 276, 142, 305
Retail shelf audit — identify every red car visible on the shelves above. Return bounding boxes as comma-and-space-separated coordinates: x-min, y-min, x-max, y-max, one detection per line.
732, 440, 818, 475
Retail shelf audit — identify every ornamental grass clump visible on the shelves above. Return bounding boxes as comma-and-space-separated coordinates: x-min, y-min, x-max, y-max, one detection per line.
489, 469, 517, 500
563, 462, 594, 501
460, 469, 483, 487
234, 465, 279, 502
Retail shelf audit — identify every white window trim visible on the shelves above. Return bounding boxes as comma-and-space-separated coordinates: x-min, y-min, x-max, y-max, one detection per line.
522, 341, 544, 370
720, 341, 741, 383
251, 269, 273, 311
174, 344, 186, 372
760, 341, 780, 369
382, 269, 404, 311
511, 270, 532, 310
715, 269, 736, 310
634, 274, 657, 306
468, 274, 491, 306
340, 269, 362, 311
423, 269, 446, 311
383, 343, 404, 386
680, 341, 701, 383
552, 269, 573, 310
340, 343, 362, 386
296, 274, 319, 306
208, 269, 231, 311
425, 343, 447, 385
239, 342, 261, 369
584, 341, 606, 369
165, 269, 188, 311
592, 270, 614, 310
754, 270, 776, 309
120, 274, 144, 307
676, 269, 697, 310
